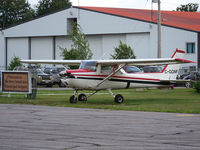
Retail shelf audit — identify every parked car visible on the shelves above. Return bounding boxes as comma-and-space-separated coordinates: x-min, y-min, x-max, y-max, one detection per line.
177, 72, 191, 79
183, 71, 200, 88
13, 66, 54, 87
43, 66, 69, 87
44, 66, 69, 75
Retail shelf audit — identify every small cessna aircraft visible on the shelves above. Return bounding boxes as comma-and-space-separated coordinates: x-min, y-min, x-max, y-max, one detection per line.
20, 49, 195, 104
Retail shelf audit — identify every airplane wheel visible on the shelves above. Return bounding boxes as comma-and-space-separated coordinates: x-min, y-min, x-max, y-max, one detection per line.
185, 82, 192, 88
78, 94, 87, 101
69, 95, 77, 104
114, 94, 124, 103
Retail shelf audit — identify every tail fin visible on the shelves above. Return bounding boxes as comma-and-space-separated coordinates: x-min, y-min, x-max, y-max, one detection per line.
161, 49, 185, 80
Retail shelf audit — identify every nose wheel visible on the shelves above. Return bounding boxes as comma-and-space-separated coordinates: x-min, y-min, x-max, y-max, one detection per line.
69, 95, 77, 104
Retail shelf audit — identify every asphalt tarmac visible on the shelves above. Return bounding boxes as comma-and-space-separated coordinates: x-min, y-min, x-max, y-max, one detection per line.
0, 104, 200, 150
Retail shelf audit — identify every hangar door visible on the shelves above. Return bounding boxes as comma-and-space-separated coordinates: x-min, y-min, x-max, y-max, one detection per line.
7, 38, 29, 66
126, 33, 151, 58
31, 37, 53, 60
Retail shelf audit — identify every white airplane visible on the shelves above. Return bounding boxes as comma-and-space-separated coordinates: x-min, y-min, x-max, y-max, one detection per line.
21, 49, 195, 104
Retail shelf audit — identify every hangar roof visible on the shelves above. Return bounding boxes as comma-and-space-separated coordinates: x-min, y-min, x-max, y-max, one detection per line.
76, 6, 200, 32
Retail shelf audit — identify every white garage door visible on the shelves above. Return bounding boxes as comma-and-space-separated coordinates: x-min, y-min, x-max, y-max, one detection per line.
126, 33, 150, 59
55, 36, 71, 60
7, 38, 28, 65
31, 37, 53, 60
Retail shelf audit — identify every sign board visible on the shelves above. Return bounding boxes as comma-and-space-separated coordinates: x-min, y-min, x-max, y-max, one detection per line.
1, 71, 32, 94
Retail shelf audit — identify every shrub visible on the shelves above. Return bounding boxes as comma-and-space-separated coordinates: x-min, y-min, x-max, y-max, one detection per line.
111, 40, 136, 59
8, 56, 22, 70
194, 80, 200, 93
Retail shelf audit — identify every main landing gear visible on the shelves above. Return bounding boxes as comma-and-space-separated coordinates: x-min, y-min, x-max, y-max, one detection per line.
69, 90, 88, 104
69, 89, 124, 104
107, 89, 124, 103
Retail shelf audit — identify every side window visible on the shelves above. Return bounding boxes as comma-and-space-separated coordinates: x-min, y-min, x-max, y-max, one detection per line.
79, 61, 97, 71
186, 43, 195, 54
101, 66, 114, 74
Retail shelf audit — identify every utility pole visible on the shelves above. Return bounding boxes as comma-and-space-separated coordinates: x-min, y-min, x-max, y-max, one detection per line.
157, 0, 161, 58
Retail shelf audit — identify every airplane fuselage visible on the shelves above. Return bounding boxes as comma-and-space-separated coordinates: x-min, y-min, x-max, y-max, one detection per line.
64, 70, 170, 90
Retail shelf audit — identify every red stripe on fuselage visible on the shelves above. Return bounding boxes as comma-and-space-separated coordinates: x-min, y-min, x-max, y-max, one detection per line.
73, 74, 160, 82
66, 69, 95, 73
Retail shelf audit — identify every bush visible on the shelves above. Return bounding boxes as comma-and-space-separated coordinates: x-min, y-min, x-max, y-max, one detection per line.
194, 80, 200, 93
111, 40, 136, 59
8, 56, 22, 70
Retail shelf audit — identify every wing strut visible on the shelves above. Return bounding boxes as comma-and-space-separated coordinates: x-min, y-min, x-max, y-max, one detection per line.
96, 64, 126, 87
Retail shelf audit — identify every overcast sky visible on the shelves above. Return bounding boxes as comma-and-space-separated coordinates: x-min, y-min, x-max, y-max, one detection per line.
28, 0, 200, 11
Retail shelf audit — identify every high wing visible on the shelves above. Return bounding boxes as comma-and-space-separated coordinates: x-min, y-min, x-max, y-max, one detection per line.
96, 58, 194, 66
20, 58, 195, 66
20, 60, 82, 65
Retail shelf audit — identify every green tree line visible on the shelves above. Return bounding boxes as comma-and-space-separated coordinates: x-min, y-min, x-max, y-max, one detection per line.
0, 0, 71, 29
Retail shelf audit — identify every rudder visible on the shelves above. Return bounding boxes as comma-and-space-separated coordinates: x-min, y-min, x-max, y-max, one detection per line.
161, 49, 185, 80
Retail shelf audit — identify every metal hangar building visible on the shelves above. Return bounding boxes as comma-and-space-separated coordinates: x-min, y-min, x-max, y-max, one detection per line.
0, 6, 200, 71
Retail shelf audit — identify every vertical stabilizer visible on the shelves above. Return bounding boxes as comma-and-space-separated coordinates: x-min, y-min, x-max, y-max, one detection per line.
161, 49, 185, 80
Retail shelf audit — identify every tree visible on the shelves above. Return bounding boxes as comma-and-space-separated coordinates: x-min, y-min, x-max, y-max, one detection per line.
8, 56, 22, 70
60, 22, 93, 60
111, 40, 136, 59
176, 3, 199, 12
36, 0, 71, 16
0, 0, 35, 29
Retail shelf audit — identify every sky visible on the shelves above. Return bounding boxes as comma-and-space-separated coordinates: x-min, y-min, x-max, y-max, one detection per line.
28, 0, 200, 11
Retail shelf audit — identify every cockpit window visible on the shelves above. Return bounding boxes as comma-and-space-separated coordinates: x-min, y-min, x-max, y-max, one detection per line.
79, 61, 97, 71
123, 66, 141, 73
101, 66, 114, 74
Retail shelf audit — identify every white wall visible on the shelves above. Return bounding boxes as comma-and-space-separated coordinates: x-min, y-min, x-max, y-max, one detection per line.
162, 26, 197, 61
0, 35, 5, 69
79, 8, 151, 35
3, 9, 78, 37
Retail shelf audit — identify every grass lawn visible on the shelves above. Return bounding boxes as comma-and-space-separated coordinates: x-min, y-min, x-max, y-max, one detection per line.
0, 88, 200, 114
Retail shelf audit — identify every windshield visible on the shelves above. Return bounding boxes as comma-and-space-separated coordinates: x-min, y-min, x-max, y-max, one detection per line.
79, 61, 97, 71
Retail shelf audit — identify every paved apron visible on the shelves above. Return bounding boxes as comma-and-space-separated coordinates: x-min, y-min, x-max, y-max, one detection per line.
0, 104, 199, 150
